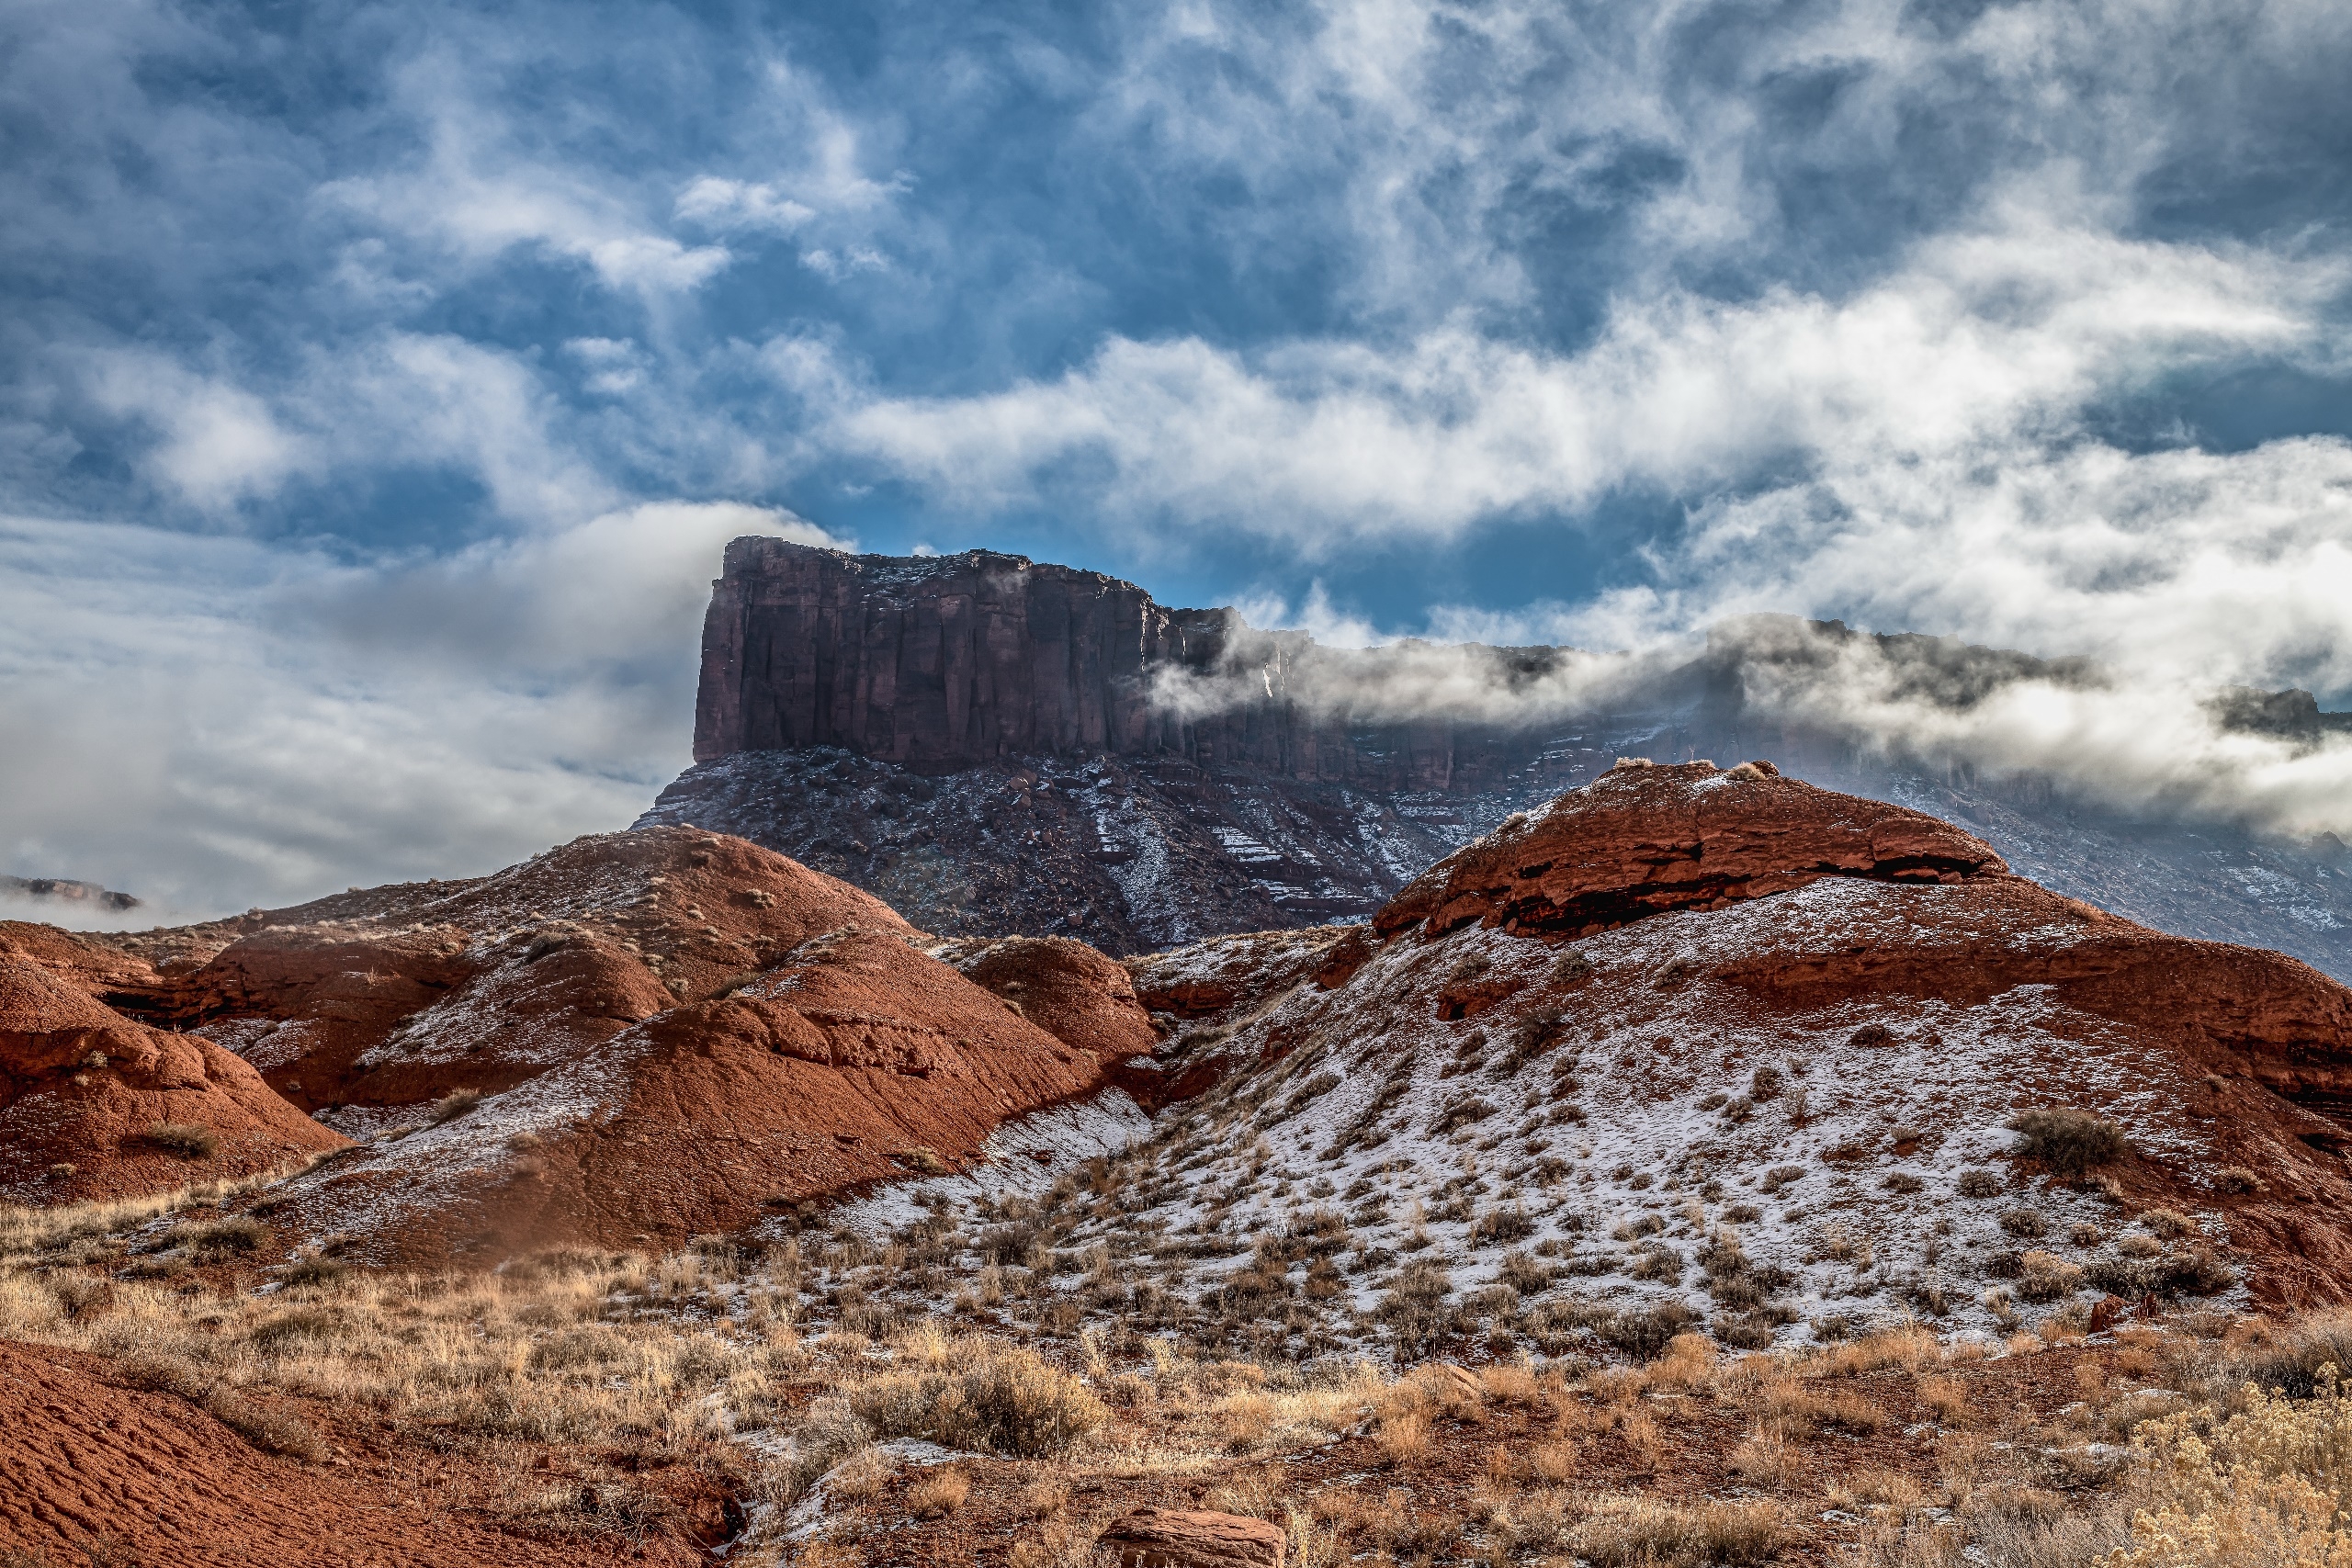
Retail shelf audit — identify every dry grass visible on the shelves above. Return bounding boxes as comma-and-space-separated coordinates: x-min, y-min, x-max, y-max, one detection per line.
142, 1122, 220, 1160
906, 1464, 970, 1518
1568, 1495, 1789, 1566
847, 1336, 1106, 1457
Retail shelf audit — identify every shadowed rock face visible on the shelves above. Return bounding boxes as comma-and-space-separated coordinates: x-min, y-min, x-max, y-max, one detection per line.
690, 536, 1593, 791
1375, 760, 2010, 942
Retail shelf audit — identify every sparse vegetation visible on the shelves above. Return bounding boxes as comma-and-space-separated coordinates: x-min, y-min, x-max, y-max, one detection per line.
141, 1122, 220, 1160
2007, 1106, 2131, 1177
431, 1087, 483, 1123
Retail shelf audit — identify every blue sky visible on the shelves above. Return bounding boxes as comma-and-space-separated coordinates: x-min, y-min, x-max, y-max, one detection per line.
6, 0, 2352, 914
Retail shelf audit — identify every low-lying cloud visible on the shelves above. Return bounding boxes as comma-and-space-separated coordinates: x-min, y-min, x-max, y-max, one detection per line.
0, 503, 845, 923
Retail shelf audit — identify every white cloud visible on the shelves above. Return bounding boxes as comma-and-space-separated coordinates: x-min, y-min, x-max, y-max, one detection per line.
81, 350, 319, 512
315, 48, 730, 298
675, 176, 816, 234
822, 211, 2336, 547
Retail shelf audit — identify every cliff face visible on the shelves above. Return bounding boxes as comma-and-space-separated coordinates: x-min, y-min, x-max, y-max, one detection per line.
691, 537, 1576, 792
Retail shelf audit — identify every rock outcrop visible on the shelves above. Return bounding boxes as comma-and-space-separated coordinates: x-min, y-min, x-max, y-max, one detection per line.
1374, 759, 2009, 941
1094, 1508, 1288, 1568
692, 537, 1579, 790
669, 540, 2352, 980
60, 828, 1160, 1264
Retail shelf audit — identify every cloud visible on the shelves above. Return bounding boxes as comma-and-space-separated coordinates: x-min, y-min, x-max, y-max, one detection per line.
6, 0, 2352, 893
315, 46, 732, 299
0, 503, 847, 922
824, 210, 2338, 546
81, 350, 319, 513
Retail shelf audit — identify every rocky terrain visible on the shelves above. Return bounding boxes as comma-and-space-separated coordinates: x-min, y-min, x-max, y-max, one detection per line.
9, 719, 2352, 1561
653, 540, 2352, 983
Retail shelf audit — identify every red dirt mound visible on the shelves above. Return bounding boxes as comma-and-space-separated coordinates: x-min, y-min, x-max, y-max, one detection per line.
179, 825, 911, 1112
0, 919, 179, 1017
0, 1341, 687, 1566
1131, 763, 2352, 1338
941, 935, 1160, 1065
268, 925, 1114, 1264
1374, 758, 2006, 942
0, 956, 345, 1204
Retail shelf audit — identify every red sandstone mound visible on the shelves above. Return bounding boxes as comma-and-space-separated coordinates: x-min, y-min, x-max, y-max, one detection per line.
1374, 757, 2007, 942
86, 830, 1143, 1264
179, 825, 910, 1112
0, 955, 346, 1204
268, 923, 1118, 1264
939, 935, 1160, 1064
0, 1342, 662, 1566
1117, 761, 2352, 1341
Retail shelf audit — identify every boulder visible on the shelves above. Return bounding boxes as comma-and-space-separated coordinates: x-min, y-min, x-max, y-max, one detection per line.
0, 955, 346, 1203
1094, 1508, 1286, 1568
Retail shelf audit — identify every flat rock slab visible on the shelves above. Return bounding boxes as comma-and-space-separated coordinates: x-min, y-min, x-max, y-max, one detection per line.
1096, 1507, 1285, 1568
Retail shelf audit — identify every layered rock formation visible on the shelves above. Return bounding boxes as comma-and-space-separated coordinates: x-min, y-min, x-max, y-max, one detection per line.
662, 539, 2352, 979
1375, 760, 2009, 941
692, 536, 1585, 790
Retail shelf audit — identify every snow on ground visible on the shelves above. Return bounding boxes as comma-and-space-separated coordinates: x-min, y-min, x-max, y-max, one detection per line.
821, 1089, 1153, 1241
962, 876, 2251, 1353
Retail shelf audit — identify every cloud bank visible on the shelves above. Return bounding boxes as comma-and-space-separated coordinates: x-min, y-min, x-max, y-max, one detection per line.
5, 0, 2352, 910
0, 504, 844, 919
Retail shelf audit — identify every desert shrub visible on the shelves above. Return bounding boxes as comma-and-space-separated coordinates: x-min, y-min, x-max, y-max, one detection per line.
1469, 1204, 1535, 1247
1627, 1243, 1684, 1284
142, 1122, 219, 1160
1431, 1095, 1498, 1135
1999, 1207, 2049, 1239
2110, 1373, 2352, 1565
1601, 1302, 1701, 1361
249, 1306, 343, 1351
896, 1146, 952, 1175
849, 1341, 1104, 1457
164, 1214, 270, 1256
1498, 1249, 1550, 1294
906, 1466, 969, 1518
2082, 1249, 2235, 1302
2007, 1107, 2130, 1177
2216, 1165, 2266, 1194
1568, 1495, 1787, 1566
1376, 1260, 1460, 1358
1957, 1169, 2003, 1199
2218, 1313, 2352, 1400
432, 1088, 483, 1123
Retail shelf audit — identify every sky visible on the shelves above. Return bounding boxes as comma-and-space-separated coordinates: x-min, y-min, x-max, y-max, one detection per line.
5, 0, 2352, 919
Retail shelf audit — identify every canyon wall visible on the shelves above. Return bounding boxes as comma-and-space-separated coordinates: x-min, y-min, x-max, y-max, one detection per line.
690, 537, 1582, 792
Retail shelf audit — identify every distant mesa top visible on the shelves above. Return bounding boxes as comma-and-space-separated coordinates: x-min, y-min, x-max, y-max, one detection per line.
2, 874, 139, 912
690, 535, 1577, 789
